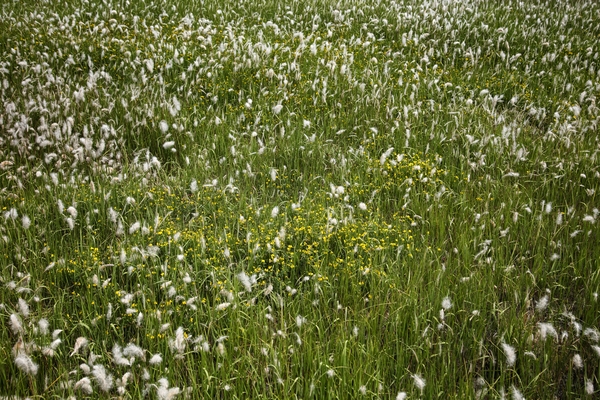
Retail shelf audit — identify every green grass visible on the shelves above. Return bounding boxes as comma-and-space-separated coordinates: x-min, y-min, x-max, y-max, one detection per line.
1, 0, 599, 398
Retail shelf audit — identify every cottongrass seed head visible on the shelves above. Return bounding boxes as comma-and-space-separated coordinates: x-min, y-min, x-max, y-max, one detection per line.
413, 374, 426, 393
501, 342, 517, 367
14, 354, 38, 376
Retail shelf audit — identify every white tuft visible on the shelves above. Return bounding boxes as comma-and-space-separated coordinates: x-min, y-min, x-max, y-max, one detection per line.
159, 120, 169, 133
14, 354, 38, 376
74, 377, 93, 394
67, 206, 78, 218
92, 364, 114, 392
535, 295, 549, 312
70, 337, 89, 356
441, 296, 452, 310
501, 342, 516, 367
9, 314, 24, 334
156, 378, 180, 400
272, 104, 284, 114
585, 379, 594, 395
510, 385, 524, 400
17, 298, 29, 318
123, 343, 145, 361
170, 327, 186, 354
216, 302, 231, 311
538, 322, 558, 341
271, 206, 280, 218
129, 221, 141, 234
296, 315, 307, 328
163, 141, 175, 150
113, 344, 131, 366
38, 318, 49, 335
380, 147, 394, 165
584, 328, 600, 342
413, 374, 426, 392
236, 271, 253, 292
149, 353, 163, 365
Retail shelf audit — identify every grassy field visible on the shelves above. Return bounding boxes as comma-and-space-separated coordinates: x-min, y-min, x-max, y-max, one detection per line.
0, 0, 599, 398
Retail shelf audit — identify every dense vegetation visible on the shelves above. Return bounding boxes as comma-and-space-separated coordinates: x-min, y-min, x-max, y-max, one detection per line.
1, 0, 599, 398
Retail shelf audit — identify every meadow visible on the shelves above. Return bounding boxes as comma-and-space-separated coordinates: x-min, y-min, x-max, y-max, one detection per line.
0, 0, 599, 398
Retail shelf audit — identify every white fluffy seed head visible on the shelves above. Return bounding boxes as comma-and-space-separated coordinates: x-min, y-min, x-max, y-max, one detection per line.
17, 298, 29, 318
92, 364, 114, 392
67, 206, 78, 218
412, 374, 426, 392
501, 342, 516, 367
74, 377, 93, 394
538, 322, 558, 341
510, 385, 524, 400
38, 318, 49, 335
380, 147, 394, 165
236, 271, 253, 292
15, 354, 38, 376
71, 337, 89, 356
296, 315, 307, 328
129, 221, 141, 234
149, 353, 163, 365
9, 314, 24, 334
22, 215, 31, 229
163, 141, 175, 150
159, 120, 169, 133
272, 104, 283, 114
123, 343, 145, 361
441, 296, 452, 310
591, 345, 600, 358
585, 379, 594, 395
271, 206, 280, 218
535, 294, 549, 312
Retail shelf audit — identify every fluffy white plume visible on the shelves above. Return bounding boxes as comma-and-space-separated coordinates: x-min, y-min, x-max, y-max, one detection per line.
9, 314, 24, 334
236, 271, 254, 292
71, 337, 89, 356
92, 364, 114, 392
156, 378, 180, 400
17, 298, 29, 318
74, 377, 93, 394
501, 342, 516, 367
15, 354, 39, 376
538, 322, 558, 341
412, 374, 426, 392
380, 147, 394, 165
123, 343, 146, 361
149, 353, 163, 365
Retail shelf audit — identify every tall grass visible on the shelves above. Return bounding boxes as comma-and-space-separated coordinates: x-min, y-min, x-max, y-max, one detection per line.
1, 0, 599, 398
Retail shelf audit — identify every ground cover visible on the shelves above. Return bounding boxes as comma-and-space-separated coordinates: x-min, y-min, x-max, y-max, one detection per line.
1, 0, 599, 398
